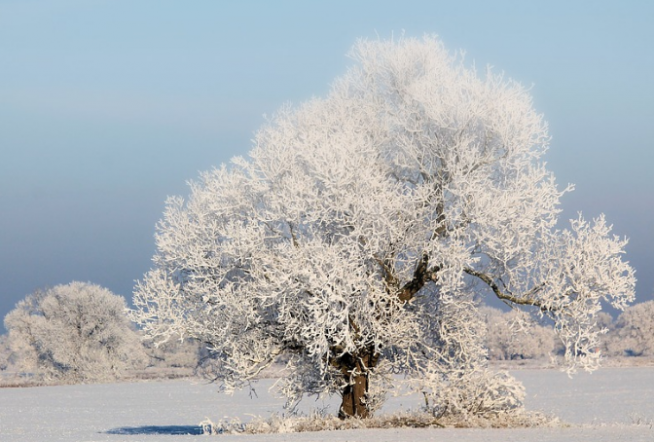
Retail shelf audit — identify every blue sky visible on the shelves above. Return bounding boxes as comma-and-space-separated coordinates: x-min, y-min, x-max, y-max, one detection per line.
1, 0, 652, 328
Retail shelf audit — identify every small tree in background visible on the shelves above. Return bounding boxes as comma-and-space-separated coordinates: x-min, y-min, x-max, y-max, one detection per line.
133, 36, 635, 419
482, 307, 555, 361
604, 300, 654, 357
143, 333, 204, 370
4, 281, 146, 383
0, 334, 11, 371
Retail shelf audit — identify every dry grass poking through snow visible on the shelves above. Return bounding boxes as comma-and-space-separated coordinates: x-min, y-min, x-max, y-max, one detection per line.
202, 409, 559, 435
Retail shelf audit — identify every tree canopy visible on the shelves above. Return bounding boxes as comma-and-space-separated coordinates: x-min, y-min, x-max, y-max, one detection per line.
133, 36, 635, 418
5, 281, 145, 382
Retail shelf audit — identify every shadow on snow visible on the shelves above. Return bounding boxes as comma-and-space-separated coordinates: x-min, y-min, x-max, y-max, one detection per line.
106, 425, 205, 435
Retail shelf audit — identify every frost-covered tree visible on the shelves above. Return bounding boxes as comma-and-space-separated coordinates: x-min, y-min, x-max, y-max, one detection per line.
0, 334, 11, 371
482, 307, 555, 361
143, 333, 204, 369
5, 282, 146, 383
133, 36, 635, 419
605, 301, 654, 357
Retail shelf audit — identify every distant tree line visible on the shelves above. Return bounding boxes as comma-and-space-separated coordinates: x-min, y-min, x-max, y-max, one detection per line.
482, 301, 654, 360
1, 282, 652, 385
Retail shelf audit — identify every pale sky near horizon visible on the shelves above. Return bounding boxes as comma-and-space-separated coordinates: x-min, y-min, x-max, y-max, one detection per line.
1, 0, 653, 329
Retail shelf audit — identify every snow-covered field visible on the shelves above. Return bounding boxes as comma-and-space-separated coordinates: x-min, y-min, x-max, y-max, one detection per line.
1, 367, 653, 442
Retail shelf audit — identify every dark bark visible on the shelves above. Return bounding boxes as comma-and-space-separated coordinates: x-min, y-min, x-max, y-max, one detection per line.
335, 252, 440, 419
397, 253, 441, 303
339, 369, 370, 418
463, 267, 548, 309
336, 348, 378, 419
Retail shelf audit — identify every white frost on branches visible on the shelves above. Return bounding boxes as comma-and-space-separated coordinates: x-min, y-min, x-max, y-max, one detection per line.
132, 36, 635, 416
605, 300, 654, 357
5, 282, 145, 383
482, 307, 556, 361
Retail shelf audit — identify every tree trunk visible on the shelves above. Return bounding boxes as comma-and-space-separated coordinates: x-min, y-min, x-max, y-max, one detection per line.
336, 350, 377, 419
339, 369, 369, 419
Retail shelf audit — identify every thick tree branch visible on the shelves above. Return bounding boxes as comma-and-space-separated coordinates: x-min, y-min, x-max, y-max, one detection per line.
373, 255, 399, 294
398, 253, 441, 303
464, 267, 545, 308
288, 222, 300, 248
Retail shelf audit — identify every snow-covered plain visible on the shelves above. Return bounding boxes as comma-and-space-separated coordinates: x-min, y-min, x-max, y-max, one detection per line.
1, 367, 652, 442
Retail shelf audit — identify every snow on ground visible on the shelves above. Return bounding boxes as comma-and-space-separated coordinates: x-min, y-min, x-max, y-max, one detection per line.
0, 367, 652, 442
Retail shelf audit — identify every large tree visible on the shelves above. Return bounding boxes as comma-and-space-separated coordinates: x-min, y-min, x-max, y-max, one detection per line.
133, 36, 635, 419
